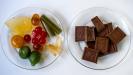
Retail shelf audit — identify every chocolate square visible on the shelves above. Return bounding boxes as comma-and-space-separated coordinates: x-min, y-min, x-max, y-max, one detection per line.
91, 16, 105, 32
75, 26, 95, 42
97, 23, 117, 57
75, 26, 88, 41
98, 42, 117, 57
95, 37, 109, 54
97, 23, 113, 37
82, 47, 99, 63
87, 27, 95, 41
106, 23, 117, 53
107, 23, 113, 32
108, 27, 126, 44
108, 42, 117, 53
97, 25, 109, 37
98, 53, 107, 57
86, 41, 95, 49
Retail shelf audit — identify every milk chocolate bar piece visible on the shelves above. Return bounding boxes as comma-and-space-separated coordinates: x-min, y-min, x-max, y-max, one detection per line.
108, 42, 117, 53
82, 47, 99, 63
98, 24, 117, 57
97, 23, 117, 55
98, 42, 117, 57
108, 27, 126, 44
91, 16, 105, 32
97, 25, 108, 37
107, 23, 113, 32
86, 41, 95, 49
106, 23, 117, 53
75, 26, 88, 41
75, 26, 95, 41
95, 37, 109, 54
87, 27, 95, 41
97, 23, 113, 37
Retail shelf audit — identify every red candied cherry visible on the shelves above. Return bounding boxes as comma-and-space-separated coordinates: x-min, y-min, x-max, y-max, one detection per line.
33, 44, 42, 50
32, 38, 39, 44
35, 26, 42, 33
32, 30, 37, 37
24, 34, 31, 42
35, 34, 41, 40
41, 31, 47, 38
39, 38, 46, 44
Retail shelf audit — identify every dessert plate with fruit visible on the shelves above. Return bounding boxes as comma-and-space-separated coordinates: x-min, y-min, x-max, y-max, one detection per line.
68, 7, 131, 70
0, 7, 64, 70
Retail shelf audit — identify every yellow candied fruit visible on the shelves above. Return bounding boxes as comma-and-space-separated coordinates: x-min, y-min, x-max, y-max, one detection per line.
6, 16, 34, 36
47, 35, 62, 56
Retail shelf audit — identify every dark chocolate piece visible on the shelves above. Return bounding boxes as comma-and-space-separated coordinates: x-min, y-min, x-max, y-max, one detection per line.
75, 26, 88, 41
86, 41, 95, 49
108, 27, 126, 44
82, 47, 99, 63
95, 37, 109, 54
87, 27, 95, 41
91, 16, 105, 32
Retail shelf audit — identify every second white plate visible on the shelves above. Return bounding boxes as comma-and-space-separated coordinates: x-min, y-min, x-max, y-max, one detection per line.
68, 7, 131, 70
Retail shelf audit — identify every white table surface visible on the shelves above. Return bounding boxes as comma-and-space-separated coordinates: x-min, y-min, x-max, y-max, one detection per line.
0, 0, 133, 75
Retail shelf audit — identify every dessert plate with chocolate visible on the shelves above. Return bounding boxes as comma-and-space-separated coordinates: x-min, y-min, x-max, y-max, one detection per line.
68, 7, 131, 70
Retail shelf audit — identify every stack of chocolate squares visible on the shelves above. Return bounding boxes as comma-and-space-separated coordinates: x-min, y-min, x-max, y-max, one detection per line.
75, 16, 126, 63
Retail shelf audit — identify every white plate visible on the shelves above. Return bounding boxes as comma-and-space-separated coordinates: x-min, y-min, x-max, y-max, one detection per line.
68, 7, 131, 70
0, 7, 65, 70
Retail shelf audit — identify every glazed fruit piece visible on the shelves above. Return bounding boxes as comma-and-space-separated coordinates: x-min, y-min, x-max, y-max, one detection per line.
31, 14, 40, 26
24, 34, 31, 43
29, 51, 41, 66
32, 26, 47, 45
33, 44, 42, 51
47, 35, 62, 56
35, 26, 42, 32
6, 16, 34, 36
19, 46, 31, 59
11, 35, 24, 48
32, 38, 39, 44
41, 15, 62, 37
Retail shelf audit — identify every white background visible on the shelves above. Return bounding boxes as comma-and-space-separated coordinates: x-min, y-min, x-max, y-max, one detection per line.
0, 0, 133, 75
